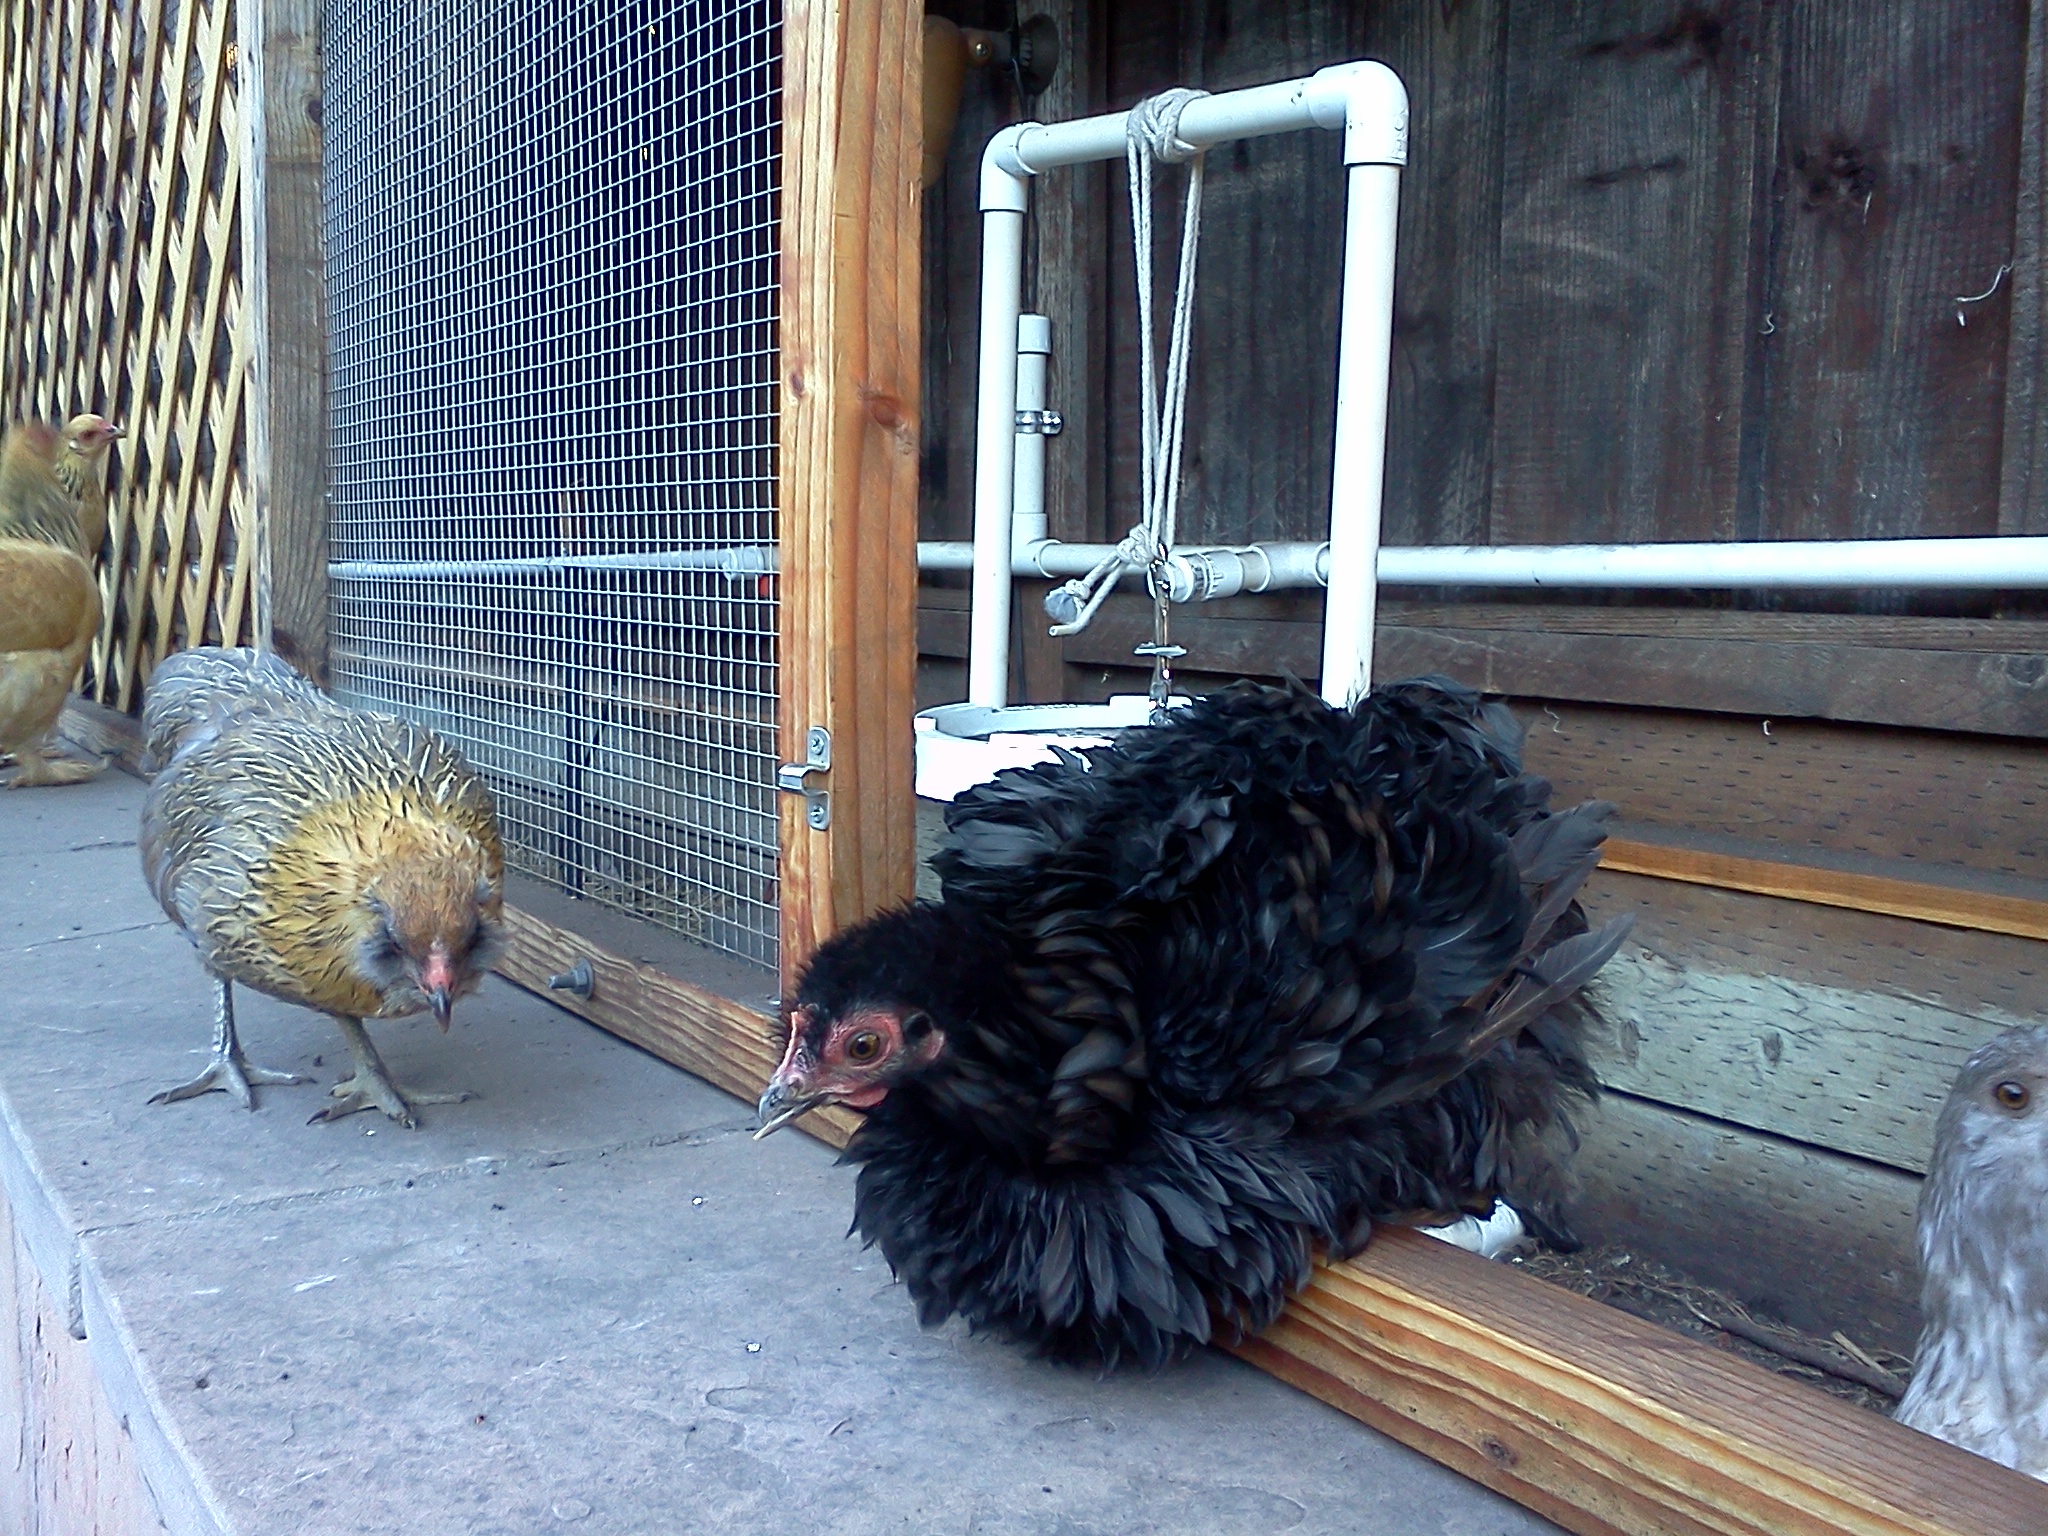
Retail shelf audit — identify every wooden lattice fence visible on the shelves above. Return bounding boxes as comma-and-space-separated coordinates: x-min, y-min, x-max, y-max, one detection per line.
0, 0, 256, 713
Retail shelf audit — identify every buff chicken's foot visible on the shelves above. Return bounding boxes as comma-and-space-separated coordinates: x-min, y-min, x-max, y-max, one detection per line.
150, 978, 311, 1110
309, 1015, 473, 1130
6, 745, 104, 788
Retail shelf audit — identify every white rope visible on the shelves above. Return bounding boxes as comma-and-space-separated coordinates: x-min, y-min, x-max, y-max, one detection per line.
1048, 87, 1208, 638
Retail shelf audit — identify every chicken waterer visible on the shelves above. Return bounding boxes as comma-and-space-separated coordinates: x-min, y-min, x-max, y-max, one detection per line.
912, 62, 1408, 803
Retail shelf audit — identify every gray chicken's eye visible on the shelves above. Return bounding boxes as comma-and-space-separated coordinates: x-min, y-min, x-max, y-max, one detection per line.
846, 1030, 884, 1065
1995, 1080, 2031, 1112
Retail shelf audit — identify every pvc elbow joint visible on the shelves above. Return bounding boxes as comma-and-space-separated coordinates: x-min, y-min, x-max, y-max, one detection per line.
1308, 61, 1408, 167
981, 124, 1038, 211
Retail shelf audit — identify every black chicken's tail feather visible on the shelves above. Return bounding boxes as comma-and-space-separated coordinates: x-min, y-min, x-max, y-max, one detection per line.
1512, 798, 1617, 954
1479, 915, 1634, 1057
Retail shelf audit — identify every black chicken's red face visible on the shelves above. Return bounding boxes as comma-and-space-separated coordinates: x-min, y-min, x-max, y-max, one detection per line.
754, 1002, 943, 1137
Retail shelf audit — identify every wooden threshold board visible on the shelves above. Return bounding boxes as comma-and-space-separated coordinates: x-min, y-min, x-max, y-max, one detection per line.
490, 903, 863, 1146
1602, 836, 2048, 942
495, 901, 2046, 1536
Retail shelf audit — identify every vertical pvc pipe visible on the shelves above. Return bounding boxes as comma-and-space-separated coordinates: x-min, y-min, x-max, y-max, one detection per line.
969, 142, 1031, 708
1013, 314, 1053, 550
1320, 162, 1403, 706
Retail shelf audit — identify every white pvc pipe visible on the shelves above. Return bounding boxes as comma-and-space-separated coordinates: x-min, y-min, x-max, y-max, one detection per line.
1376, 537, 2048, 589
966, 62, 1409, 709
1320, 158, 1402, 707
989, 61, 1407, 175
1013, 315, 1052, 549
331, 546, 777, 580
969, 195, 1027, 706
919, 535, 2048, 590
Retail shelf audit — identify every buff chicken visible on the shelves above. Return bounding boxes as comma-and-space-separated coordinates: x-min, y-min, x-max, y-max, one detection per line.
140, 646, 505, 1127
0, 414, 120, 788
758, 678, 1631, 1368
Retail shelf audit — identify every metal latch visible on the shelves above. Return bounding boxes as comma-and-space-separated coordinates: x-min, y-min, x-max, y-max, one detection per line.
777, 725, 832, 830
1015, 408, 1064, 436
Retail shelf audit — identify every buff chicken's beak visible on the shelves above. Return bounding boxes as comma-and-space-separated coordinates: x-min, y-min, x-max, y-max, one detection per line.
430, 988, 454, 1031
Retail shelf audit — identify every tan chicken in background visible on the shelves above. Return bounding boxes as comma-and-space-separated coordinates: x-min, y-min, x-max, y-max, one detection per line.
0, 413, 123, 555
0, 414, 121, 787
140, 647, 506, 1127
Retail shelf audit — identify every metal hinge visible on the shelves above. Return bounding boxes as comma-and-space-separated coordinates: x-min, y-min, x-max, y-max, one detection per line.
776, 725, 832, 830
1015, 408, 1064, 436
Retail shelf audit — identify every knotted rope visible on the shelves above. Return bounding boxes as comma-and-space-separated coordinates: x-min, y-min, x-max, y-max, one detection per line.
1047, 87, 1209, 690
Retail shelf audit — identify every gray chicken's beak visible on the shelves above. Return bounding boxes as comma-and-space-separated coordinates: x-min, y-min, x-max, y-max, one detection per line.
754, 1078, 822, 1139
430, 988, 454, 1032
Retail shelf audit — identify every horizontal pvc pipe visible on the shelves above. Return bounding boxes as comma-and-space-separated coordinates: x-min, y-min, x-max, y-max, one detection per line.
329, 547, 775, 580
919, 536, 2048, 590
990, 62, 1407, 176
1377, 537, 2048, 589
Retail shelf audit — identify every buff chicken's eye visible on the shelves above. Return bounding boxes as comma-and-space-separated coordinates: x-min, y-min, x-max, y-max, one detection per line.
1995, 1080, 2031, 1112
846, 1030, 884, 1065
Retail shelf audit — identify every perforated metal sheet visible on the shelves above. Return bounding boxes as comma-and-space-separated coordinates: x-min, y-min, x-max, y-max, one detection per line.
323, 0, 782, 967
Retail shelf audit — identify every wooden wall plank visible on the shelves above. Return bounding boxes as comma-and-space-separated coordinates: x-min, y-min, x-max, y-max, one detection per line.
1602, 836, 2048, 941
971, 588, 2048, 739
775, 0, 923, 991
1589, 870, 2044, 1044
1517, 702, 2048, 885
1757, 0, 2028, 541
1572, 1091, 1925, 1357
1999, 0, 2048, 536
1582, 938, 2025, 1175
1365, 0, 1510, 548
1491, 2, 1769, 546
240, 0, 330, 680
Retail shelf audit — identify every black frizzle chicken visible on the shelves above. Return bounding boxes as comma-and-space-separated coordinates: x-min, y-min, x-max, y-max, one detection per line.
757, 678, 1632, 1369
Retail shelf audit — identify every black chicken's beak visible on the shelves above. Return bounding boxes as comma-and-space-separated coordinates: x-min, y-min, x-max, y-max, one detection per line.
754, 1077, 821, 1139
430, 987, 454, 1032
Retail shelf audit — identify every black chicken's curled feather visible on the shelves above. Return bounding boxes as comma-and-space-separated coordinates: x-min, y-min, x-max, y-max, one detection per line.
787, 678, 1630, 1369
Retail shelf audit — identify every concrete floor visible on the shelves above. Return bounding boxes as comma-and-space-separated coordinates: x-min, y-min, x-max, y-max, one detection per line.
0, 770, 1557, 1536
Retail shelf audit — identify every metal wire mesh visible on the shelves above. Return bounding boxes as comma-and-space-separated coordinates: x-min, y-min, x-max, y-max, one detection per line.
323, 0, 782, 967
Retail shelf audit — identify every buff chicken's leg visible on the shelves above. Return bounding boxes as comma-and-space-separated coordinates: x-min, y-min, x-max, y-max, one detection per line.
310, 1014, 474, 1130
150, 977, 311, 1109
7, 743, 103, 787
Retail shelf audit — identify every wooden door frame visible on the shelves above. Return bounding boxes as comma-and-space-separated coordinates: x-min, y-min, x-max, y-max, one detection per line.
773, 0, 923, 996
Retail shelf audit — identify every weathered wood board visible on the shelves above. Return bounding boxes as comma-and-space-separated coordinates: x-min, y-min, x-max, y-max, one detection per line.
1247, 1227, 2048, 1536
922, 588, 2048, 739
1572, 1090, 1924, 1355
1490, 0, 1764, 547
1758, 0, 2028, 542
1583, 942, 2025, 1175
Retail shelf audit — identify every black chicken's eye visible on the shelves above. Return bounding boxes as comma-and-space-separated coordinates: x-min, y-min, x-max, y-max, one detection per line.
1995, 1080, 2031, 1112
846, 1030, 884, 1064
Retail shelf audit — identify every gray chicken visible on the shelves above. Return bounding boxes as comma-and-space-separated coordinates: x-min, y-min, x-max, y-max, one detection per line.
139, 647, 505, 1127
1896, 1026, 2048, 1479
